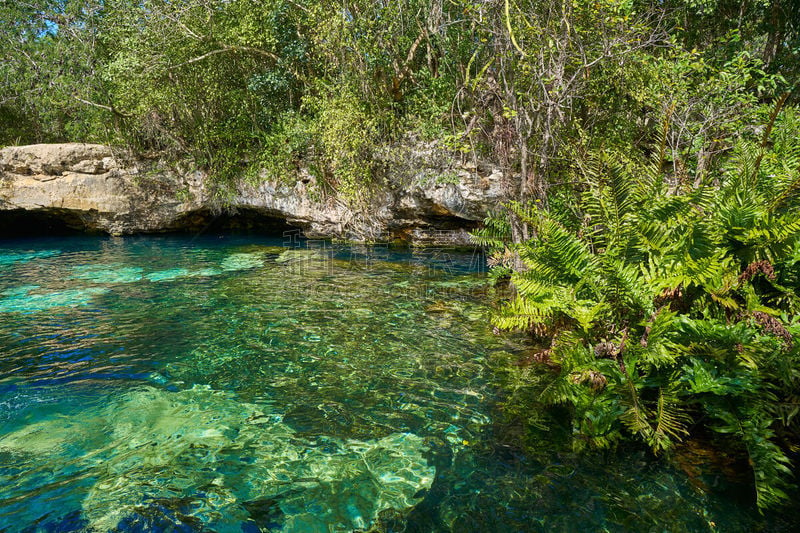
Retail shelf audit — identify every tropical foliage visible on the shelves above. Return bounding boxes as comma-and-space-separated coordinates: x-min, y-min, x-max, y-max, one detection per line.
2, 1, 798, 203
479, 106, 800, 509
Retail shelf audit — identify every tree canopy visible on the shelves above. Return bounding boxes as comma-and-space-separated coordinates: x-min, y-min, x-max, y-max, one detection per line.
2, 1, 797, 197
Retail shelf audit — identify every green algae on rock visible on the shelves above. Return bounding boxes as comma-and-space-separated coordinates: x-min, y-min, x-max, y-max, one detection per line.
220, 252, 266, 271
274, 249, 327, 264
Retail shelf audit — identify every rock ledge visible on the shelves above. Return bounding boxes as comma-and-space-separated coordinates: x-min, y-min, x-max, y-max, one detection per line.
1, 143, 506, 244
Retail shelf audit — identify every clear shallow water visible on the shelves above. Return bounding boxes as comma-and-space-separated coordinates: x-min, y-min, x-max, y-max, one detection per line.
0, 234, 795, 532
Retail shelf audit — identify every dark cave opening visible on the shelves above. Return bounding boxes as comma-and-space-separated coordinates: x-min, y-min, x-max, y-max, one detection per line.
168, 208, 302, 236
0, 209, 91, 238
0, 207, 302, 239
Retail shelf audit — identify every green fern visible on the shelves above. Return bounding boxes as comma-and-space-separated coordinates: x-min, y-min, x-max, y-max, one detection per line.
486, 107, 800, 508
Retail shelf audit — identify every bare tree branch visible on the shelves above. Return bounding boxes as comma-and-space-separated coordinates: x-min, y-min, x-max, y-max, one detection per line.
71, 95, 131, 118
170, 44, 283, 70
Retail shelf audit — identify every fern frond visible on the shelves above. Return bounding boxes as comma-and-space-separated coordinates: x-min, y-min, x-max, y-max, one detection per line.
620, 383, 650, 437
471, 211, 513, 248
650, 387, 690, 453
710, 406, 793, 509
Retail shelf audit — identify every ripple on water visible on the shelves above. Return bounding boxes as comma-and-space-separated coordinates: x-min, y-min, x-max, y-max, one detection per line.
0, 250, 60, 268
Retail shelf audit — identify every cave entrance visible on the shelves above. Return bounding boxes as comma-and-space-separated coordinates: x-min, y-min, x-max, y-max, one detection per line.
0, 209, 89, 238
169, 208, 301, 237
0, 207, 301, 239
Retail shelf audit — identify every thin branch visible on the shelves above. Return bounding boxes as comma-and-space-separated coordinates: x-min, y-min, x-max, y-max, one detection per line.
170, 45, 282, 70
72, 95, 131, 118
164, 14, 204, 41
285, 0, 310, 13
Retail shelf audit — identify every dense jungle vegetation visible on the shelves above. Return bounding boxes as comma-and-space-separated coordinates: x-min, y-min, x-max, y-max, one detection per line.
2, 0, 800, 511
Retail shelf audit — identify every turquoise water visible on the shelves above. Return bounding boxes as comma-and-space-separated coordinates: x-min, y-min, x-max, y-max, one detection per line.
0, 235, 794, 532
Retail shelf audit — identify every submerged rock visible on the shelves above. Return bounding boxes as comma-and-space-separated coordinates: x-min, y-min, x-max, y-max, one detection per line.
220, 252, 265, 271
0, 385, 435, 531
145, 268, 191, 282
0, 285, 109, 313
69, 264, 144, 284
275, 248, 327, 264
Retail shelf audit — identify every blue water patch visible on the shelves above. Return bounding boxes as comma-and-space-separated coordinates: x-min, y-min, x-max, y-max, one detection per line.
0, 250, 60, 268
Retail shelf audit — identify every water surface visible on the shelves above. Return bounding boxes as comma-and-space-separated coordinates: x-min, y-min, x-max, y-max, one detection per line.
0, 235, 794, 531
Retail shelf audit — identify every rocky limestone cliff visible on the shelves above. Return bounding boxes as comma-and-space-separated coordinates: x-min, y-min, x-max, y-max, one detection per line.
0, 143, 506, 244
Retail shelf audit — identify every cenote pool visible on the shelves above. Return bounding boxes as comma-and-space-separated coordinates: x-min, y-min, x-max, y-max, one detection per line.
0, 234, 796, 532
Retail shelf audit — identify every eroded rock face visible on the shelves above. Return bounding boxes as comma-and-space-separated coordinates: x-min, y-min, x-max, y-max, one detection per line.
0, 143, 507, 243
0, 143, 115, 176
0, 144, 207, 235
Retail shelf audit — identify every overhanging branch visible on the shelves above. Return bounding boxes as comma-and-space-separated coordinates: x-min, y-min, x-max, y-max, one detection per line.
72, 95, 132, 118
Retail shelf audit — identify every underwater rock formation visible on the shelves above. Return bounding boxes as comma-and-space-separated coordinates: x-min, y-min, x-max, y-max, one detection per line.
0, 385, 435, 531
